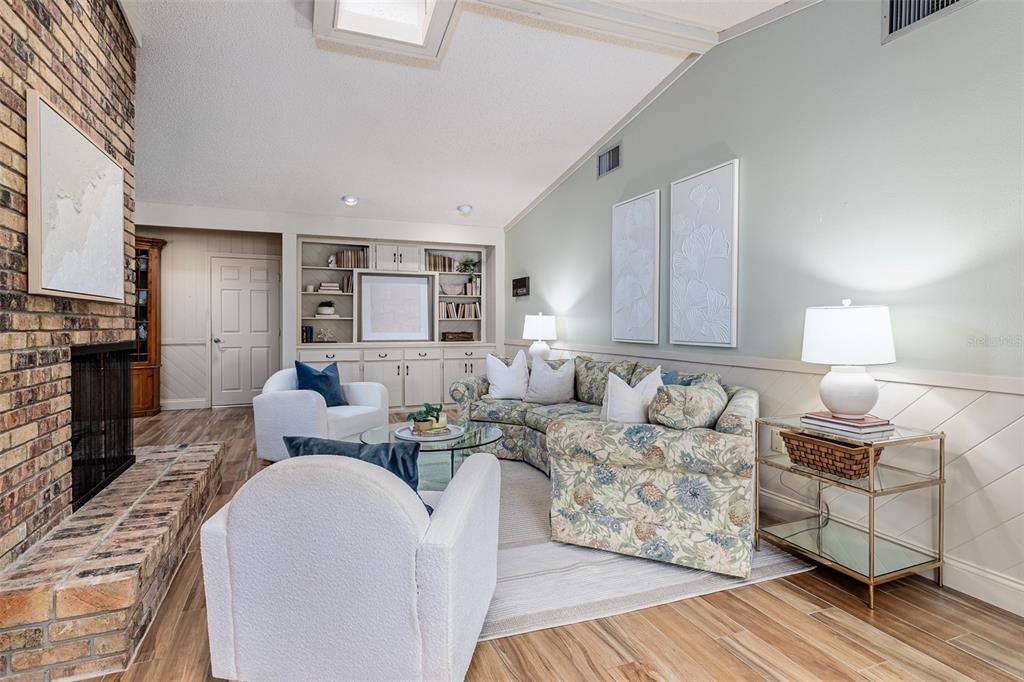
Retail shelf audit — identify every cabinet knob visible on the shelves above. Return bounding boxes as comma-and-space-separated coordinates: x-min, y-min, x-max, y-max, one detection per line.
405, 365, 409, 375
464, 351, 473, 356
326, 353, 335, 359
396, 364, 401, 376
418, 352, 427, 357
378, 353, 387, 358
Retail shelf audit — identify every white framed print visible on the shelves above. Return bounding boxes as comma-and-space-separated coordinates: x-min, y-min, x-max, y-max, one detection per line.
669, 159, 739, 347
359, 274, 431, 341
611, 189, 660, 344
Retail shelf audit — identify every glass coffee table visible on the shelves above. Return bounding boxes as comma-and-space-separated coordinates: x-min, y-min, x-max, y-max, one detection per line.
360, 423, 503, 489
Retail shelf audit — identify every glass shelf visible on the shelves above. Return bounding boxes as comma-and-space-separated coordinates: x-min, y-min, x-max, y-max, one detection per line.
761, 517, 939, 581
759, 450, 939, 496
759, 415, 940, 447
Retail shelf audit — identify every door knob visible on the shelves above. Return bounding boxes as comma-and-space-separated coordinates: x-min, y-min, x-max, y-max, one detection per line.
212, 337, 222, 343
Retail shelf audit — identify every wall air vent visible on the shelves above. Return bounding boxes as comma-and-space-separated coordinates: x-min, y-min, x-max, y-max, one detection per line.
883, 0, 974, 42
597, 145, 620, 178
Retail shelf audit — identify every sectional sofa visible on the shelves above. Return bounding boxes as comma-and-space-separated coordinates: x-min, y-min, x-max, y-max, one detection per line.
450, 356, 759, 578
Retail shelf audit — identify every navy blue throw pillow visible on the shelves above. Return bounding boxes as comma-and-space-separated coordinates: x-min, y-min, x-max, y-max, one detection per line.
294, 361, 347, 407
282, 436, 431, 514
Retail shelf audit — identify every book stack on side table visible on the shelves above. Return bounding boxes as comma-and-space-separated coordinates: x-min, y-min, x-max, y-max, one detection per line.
800, 411, 894, 441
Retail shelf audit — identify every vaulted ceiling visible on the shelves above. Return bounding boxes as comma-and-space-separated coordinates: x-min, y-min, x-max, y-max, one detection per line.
133, 1, 789, 229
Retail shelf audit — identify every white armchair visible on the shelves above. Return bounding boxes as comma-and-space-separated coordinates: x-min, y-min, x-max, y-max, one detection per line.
201, 452, 501, 682
253, 368, 389, 462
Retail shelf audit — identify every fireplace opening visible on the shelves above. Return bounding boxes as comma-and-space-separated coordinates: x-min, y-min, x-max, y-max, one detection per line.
70, 342, 135, 510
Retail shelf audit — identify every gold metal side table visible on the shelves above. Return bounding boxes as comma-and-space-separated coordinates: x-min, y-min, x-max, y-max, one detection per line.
754, 416, 944, 608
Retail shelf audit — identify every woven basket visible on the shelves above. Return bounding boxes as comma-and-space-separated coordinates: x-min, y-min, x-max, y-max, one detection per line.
781, 430, 882, 480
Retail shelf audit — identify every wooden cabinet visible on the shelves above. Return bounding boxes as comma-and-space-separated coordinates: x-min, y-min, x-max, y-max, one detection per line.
131, 236, 165, 417
404, 359, 442, 406
363, 359, 405, 408
297, 349, 362, 382
373, 244, 422, 272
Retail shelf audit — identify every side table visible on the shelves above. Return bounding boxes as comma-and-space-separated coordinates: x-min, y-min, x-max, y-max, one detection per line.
754, 415, 944, 608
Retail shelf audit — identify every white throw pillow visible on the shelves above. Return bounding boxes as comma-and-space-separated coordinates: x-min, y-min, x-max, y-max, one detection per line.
524, 358, 575, 405
486, 351, 528, 399
602, 366, 663, 423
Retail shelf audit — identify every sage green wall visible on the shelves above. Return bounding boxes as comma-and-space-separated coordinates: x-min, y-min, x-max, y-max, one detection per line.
506, 0, 1023, 377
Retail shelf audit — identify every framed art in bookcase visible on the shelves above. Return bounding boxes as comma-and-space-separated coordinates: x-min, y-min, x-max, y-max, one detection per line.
359, 274, 432, 341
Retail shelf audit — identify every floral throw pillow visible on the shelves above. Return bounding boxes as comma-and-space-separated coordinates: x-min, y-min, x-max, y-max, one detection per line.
648, 383, 729, 430
574, 355, 637, 405
629, 365, 722, 387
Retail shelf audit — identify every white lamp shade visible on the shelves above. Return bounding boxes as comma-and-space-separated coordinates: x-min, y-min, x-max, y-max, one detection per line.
801, 304, 895, 366
522, 314, 557, 341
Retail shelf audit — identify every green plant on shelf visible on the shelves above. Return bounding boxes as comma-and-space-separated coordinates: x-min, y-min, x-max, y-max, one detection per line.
318, 300, 334, 307
456, 258, 479, 274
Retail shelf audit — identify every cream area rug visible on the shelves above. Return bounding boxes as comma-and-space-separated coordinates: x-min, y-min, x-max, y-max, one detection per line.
480, 461, 811, 640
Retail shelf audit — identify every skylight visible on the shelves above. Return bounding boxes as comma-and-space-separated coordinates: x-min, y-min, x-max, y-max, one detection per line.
335, 0, 436, 46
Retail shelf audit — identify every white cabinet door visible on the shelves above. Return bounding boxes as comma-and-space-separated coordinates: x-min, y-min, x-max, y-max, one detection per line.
396, 245, 421, 272
404, 360, 442, 406
443, 359, 475, 402
363, 360, 404, 407
374, 244, 398, 271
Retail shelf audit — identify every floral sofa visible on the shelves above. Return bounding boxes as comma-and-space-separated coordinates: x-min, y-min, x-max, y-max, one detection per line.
450, 356, 759, 578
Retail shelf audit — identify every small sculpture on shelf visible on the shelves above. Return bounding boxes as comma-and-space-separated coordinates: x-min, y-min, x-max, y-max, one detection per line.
315, 328, 337, 343
327, 254, 337, 268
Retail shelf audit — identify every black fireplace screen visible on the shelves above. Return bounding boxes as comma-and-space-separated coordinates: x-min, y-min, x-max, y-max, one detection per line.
70, 342, 135, 510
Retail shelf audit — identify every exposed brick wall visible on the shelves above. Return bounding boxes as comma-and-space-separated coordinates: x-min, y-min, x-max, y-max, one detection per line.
0, 0, 136, 569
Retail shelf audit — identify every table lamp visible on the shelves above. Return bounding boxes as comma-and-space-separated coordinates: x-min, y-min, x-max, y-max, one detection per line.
522, 313, 557, 365
801, 300, 895, 419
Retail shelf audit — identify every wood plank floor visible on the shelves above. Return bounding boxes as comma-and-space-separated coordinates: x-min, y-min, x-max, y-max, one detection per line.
106, 407, 1024, 682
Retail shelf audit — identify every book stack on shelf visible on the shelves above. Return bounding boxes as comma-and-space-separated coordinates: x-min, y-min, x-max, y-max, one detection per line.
800, 411, 895, 440
428, 254, 457, 272
465, 278, 481, 296
318, 282, 340, 293
336, 249, 367, 269
440, 301, 481, 320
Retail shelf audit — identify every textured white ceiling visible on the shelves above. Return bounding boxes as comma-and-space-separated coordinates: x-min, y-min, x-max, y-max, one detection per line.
132, 2, 767, 229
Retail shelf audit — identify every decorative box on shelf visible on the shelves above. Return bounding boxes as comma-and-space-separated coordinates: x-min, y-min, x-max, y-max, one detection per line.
755, 415, 945, 608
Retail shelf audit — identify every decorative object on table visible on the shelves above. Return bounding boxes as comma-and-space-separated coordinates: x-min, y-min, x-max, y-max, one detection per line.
611, 189, 659, 344
316, 300, 336, 316
800, 411, 894, 437
360, 274, 431, 341
456, 258, 479, 274
485, 351, 528, 399
522, 313, 557, 364
407, 402, 448, 434
27, 90, 125, 302
512, 276, 530, 297
801, 299, 895, 419
394, 423, 466, 442
315, 328, 337, 343
780, 429, 882, 479
441, 282, 464, 295
441, 331, 474, 342
669, 159, 739, 347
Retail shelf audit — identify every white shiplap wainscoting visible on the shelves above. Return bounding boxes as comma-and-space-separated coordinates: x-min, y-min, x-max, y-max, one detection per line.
505, 340, 1024, 616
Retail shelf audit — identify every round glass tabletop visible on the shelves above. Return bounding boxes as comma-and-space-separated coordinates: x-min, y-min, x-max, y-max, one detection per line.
360, 423, 503, 453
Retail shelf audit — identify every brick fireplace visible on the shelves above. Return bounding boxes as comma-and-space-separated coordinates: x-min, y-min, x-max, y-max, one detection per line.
0, 0, 137, 570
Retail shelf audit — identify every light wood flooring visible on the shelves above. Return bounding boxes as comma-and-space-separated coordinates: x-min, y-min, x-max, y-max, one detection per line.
104, 407, 1024, 682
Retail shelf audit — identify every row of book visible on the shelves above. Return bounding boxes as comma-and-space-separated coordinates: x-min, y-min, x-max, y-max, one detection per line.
800, 411, 894, 437
334, 249, 367, 269
464, 279, 481, 296
317, 277, 352, 294
440, 302, 480, 320
428, 254, 459, 272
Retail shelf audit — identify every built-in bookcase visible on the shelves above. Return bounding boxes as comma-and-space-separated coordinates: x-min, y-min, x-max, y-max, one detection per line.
298, 238, 487, 346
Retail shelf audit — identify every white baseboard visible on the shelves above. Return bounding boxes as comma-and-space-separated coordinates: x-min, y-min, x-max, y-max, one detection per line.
161, 398, 209, 410
759, 490, 1024, 617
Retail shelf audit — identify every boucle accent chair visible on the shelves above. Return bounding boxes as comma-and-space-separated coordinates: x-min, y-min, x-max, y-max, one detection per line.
450, 356, 758, 578
200, 453, 501, 682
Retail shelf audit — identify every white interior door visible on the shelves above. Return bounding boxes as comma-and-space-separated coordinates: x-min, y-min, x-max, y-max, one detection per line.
211, 256, 281, 406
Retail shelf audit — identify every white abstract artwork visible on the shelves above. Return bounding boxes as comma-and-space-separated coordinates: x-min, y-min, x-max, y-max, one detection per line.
669, 159, 739, 347
28, 91, 124, 302
360, 274, 431, 341
611, 189, 659, 344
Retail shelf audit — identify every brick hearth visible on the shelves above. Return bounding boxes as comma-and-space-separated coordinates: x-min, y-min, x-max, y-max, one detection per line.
0, 443, 222, 680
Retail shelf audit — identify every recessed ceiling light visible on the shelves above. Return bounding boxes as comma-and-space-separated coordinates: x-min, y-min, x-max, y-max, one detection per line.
456, 204, 473, 216
341, 195, 360, 206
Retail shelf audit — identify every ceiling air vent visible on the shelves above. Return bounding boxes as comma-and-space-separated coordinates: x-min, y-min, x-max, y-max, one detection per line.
883, 0, 975, 42
598, 145, 620, 178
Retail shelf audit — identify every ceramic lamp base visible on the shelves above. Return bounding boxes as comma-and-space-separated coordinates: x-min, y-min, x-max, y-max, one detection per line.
528, 340, 551, 366
818, 366, 879, 419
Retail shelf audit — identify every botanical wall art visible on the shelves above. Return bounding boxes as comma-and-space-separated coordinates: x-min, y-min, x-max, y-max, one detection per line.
669, 159, 738, 347
27, 90, 125, 302
611, 189, 659, 344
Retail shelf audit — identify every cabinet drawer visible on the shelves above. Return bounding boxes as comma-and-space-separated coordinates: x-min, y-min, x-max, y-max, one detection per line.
363, 350, 401, 361
442, 346, 495, 360
404, 348, 441, 360
299, 349, 361, 363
